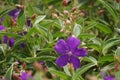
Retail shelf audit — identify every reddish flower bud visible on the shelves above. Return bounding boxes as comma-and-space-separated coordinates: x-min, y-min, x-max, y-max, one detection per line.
16, 4, 24, 10
31, 14, 37, 20
116, 0, 120, 3
62, 0, 71, 6
98, 9, 104, 15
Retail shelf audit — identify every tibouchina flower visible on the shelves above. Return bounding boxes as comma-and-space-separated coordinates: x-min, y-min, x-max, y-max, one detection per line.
0, 25, 5, 31
9, 9, 20, 22
104, 75, 115, 80
54, 36, 87, 70
9, 38, 14, 47
3, 36, 8, 44
21, 42, 25, 48
26, 18, 32, 27
21, 72, 34, 80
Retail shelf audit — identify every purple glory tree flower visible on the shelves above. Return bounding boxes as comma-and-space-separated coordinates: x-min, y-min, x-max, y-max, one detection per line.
54, 36, 87, 70
21, 42, 25, 48
21, 72, 34, 80
9, 9, 20, 22
0, 17, 4, 24
0, 25, 5, 31
3, 36, 8, 44
9, 38, 14, 47
104, 75, 115, 80
19, 31, 27, 36
26, 18, 32, 27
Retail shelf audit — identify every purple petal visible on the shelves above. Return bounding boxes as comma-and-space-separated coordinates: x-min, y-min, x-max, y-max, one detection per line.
26, 19, 32, 27
19, 31, 27, 36
54, 39, 69, 54
66, 36, 80, 52
9, 38, 14, 47
56, 54, 69, 67
9, 9, 20, 18
70, 56, 80, 70
21, 72, 34, 80
21, 42, 25, 48
74, 48, 87, 57
0, 25, 5, 31
0, 17, 4, 23
3, 36, 8, 44
104, 76, 115, 80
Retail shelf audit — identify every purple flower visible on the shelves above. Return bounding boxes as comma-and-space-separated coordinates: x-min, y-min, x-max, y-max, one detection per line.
21, 72, 34, 80
19, 31, 27, 36
26, 18, 32, 27
104, 76, 115, 80
21, 42, 25, 48
9, 9, 20, 18
9, 9, 20, 22
54, 36, 87, 70
0, 25, 5, 31
3, 36, 8, 44
0, 17, 4, 23
9, 38, 14, 47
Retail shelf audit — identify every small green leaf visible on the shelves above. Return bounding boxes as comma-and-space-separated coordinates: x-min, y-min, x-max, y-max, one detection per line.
72, 63, 96, 80
49, 68, 71, 80
79, 34, 96, 39
96, 23, 112, 34
98, 0, 118, 21
116, 47, 120, 57
98, 55, 114, 64
34, 72, 44, 80
115, 71, 120, 80
18, 10, 26, 27
63, 66, 71, 76
73, 23, 82, 37
24, 56, 56, 63
5, 64, 14, 80
102, 38, 120, 55
34, 15, 46, 25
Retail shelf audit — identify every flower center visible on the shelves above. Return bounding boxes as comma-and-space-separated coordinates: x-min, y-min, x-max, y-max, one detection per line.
68, 51, 72, 56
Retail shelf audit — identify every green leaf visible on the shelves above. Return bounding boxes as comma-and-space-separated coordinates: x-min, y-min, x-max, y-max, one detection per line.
98, 55, 114, 64
102, 38, 120, 55
5, 64, 14, 80
18, 10, 26, 27
63, 66, 71, 76
96, 23, 112, 34
49, 68, 71, 80
83, 21, 98, 31
79, 33, 96, 39
19, 56, 56, 63
0, 32, 21, 38
82, 56, 97, 65
98, 0, 118, 21
72, 63, 96, 80
115, 70, 120, 80
87, 43, 100, 52
116, 47, 120, 57
27, 4, 35, 15
73, 23, 82, 37
34, 72, 44, 80
34, 15, 46, 25
0, 9, 10, 18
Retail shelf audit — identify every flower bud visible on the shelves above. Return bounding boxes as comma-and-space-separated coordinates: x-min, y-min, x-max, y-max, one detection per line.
62, 0, 71, 6
63, 10, 69, 15
16, 4, 24, 10
98, 9, 104, 15
65, 19, 71, 25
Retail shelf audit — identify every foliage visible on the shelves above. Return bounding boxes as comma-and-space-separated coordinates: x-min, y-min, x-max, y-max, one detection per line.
0, 0, 120, 80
